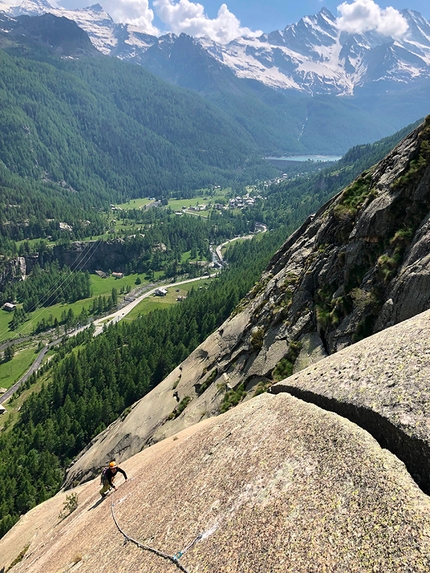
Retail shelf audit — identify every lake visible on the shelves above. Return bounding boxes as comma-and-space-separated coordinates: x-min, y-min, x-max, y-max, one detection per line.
265, 154, 342, 162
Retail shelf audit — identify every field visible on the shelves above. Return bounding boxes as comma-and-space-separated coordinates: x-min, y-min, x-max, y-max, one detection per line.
0, 310, 13, 342
90, 273, 145, 296
0, 344, 38, 390
0, 273, 149, 343
114, 189, 230, 213
125, 277, 212, 320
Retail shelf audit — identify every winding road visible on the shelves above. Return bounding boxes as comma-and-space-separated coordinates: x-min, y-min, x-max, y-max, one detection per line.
0, 273, 216, 405
0, 230, 263, 407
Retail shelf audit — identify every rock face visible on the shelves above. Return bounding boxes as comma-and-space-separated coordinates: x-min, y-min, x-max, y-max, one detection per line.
2, 393, 430, 573
64, 118, 430, 488
272, 307, 430, 494
0, 256, 26, 291
0, 240, 136, 294
3, 122, 430, 573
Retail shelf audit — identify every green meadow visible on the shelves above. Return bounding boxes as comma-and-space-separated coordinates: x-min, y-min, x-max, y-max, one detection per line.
0, 273, 148, 343
0, 344, 38, 390
125, 278, 212, 320
114, 189, 230, 213
115, 197, 151, 210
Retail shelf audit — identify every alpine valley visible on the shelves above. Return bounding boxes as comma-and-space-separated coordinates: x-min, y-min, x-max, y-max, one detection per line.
2, 2, 430, 572
1, 0, 430, 153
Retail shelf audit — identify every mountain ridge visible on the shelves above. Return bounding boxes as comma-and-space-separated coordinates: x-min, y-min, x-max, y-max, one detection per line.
2, 1, 430, 96
1, 1, 429, 154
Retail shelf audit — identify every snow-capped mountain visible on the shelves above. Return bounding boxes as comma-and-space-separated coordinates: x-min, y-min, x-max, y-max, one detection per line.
0, 0, 428, 96
1, 0, 430, 97
200, 7, 430, 95
0, 1, 157, 56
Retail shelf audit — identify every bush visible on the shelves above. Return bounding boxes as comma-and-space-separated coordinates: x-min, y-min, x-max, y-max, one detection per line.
59, 493, 78, 519
168, 396, 192, 419
197, 368, 218, 395
220, 383, 246, 413
272, 341, 302, 381
250, 328, 264, 352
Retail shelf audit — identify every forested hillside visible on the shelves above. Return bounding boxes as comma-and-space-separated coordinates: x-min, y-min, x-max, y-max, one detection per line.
0, 27, 272, 208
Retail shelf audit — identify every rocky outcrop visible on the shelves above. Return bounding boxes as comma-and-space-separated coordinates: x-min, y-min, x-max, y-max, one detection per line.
259, 117, 430, 353
0, 256, 26, 290
2, 393, 430, 573
1, 239, 139, 293
271, 307, 430, 494
18, 237, 149, 273
52, 239, 132, 272
64, 118, 430, 488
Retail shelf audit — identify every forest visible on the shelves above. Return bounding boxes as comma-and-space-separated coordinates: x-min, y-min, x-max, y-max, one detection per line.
0, 13, 424, 540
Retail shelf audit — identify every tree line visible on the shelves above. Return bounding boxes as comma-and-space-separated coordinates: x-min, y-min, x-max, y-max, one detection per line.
0, 263, 91, 311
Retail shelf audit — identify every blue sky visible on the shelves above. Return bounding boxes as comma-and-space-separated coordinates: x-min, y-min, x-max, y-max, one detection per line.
55, 0, 430, 41
168, 1, 430, 30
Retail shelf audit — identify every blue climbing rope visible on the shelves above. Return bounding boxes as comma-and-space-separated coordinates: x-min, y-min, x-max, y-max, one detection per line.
173, 533, 203, 561
110, 491, 200, 573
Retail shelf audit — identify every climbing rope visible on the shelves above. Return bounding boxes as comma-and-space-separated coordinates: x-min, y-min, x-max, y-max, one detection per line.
172, 533, 202, 561
110, 490, 199, 573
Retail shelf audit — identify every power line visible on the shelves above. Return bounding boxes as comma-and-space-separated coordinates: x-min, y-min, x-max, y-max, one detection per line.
0, 239, 102, 341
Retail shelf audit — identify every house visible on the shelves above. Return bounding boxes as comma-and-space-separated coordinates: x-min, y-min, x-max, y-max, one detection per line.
95, 270, 107, 278
111, 272, 124, 279
0, 404, 6, 415
155, 288, 168, 297
2, 302, 16, 312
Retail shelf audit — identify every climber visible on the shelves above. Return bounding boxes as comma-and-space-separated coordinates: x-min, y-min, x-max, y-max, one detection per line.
100, 461, 127, 497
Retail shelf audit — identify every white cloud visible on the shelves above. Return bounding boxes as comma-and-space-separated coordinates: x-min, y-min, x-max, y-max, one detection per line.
99, 0, 159, 34
153, 0, 261, 44
337, 0, 408, 38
